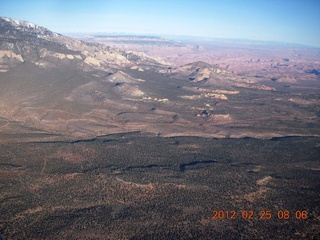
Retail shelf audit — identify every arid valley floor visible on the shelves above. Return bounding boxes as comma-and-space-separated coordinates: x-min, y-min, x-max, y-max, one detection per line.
1, 134, 320, 239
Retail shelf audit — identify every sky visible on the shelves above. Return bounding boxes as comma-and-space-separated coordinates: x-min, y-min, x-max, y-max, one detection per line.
1, 0, 320, 47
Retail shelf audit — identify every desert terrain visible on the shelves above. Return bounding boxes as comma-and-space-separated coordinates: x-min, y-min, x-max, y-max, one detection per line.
0, 18, 319, 239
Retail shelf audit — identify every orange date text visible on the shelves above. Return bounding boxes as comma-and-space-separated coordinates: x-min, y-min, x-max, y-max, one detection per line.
212, 210, 308, 220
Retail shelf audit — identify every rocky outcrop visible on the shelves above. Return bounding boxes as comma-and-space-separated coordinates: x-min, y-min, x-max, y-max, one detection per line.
0, 50, 24, 72
167, 61, 234, 86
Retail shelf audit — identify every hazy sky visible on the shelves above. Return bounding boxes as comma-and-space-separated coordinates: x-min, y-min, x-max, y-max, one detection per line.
1, 0, 320, 47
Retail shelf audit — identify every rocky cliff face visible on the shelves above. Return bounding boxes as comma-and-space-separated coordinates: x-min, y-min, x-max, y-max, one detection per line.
0, 17, 168, 73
